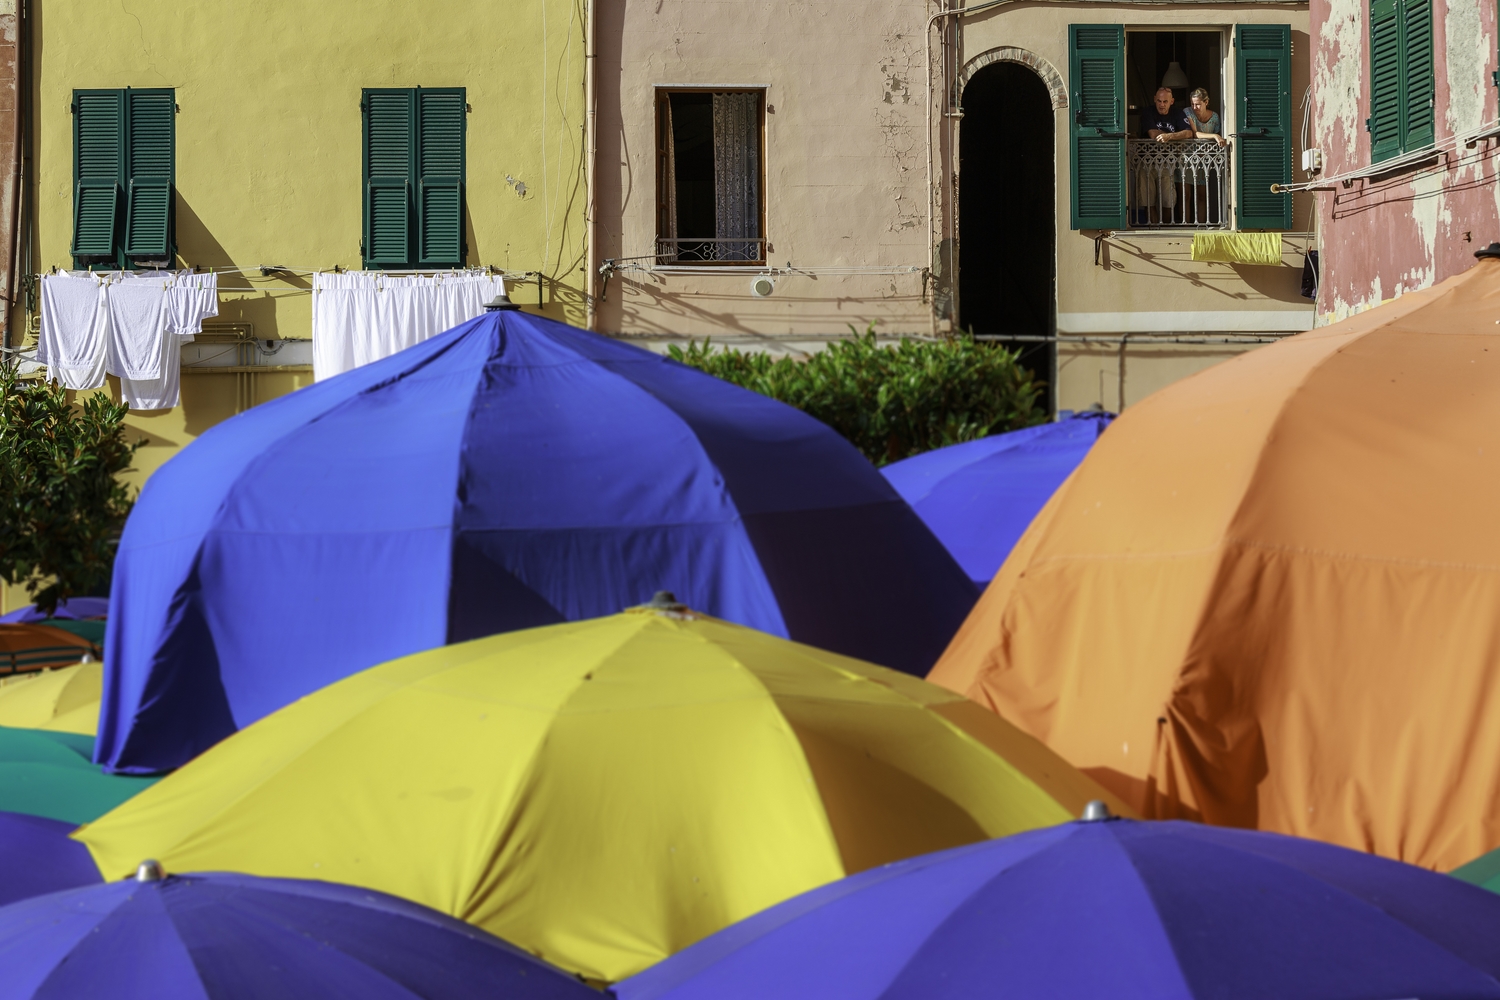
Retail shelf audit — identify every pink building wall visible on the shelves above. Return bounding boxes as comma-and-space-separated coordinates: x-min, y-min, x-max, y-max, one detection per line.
1312, 0, 1500, 321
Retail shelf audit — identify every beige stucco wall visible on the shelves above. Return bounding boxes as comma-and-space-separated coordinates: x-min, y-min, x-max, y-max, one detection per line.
599, 3, 1315, 410
957, 3, 1314, 411
595, 1, 934, 339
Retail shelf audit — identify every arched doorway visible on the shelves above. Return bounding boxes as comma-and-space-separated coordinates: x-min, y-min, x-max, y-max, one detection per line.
959, 62, 1056, 411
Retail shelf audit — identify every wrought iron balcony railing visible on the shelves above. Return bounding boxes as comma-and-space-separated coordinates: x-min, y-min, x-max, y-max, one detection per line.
655, 237, 766, 265
1127, 138, 1230, 230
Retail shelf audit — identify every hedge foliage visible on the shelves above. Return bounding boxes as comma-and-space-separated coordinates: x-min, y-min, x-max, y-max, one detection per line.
668, 329, 1046, 466
0, 367, 138, 614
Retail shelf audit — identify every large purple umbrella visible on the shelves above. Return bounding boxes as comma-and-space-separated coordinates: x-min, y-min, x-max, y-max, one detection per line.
0, 810, 99, 907
616, 810, 1500, 1000
0, 867, 594, 1000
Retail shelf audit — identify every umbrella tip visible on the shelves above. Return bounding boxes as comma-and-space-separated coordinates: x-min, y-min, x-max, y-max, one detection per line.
483, 292, 521, 311
1475, 242, 1500, 260
646, 590, 684, 610
135, 859, 165, 882
1080, 800, 1113, 822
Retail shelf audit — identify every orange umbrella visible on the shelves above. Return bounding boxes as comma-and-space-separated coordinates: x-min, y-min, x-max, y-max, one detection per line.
0, 624, 97, 675
930, 253, 1500, 871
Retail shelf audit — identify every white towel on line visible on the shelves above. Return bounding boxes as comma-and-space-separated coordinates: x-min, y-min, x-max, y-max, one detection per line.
120, 270, 218, 410
121, 331, 195, 411
37, 273, 109, 390
312, 271, 506, 381
105, 277, 169, 381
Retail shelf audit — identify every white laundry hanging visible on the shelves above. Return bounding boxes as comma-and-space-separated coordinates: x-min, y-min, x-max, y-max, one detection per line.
311, 271, 505, 381
37, 273, 109, 390
120, 270, 218, 410
105, 275, 169, 382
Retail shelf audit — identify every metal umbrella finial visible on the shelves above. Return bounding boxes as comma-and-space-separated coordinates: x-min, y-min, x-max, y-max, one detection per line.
1080, 800, 1113, 822
483, 292, 521, 311
135, 859, 165, 882
1475, 242, 1500, 260
646, 590, 684, 610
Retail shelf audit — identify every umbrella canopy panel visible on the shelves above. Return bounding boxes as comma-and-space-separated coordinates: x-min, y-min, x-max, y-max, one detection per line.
0, 663, 103, 736
100, 310, 976, 774
0, 871, 594, 1000
930, 257, 1500, 870
617, 817, 1500, 1000
0, 810, 99, 908
77, 608, 1119, 983
0, 728, 157, 824
881, 411, 1113, 586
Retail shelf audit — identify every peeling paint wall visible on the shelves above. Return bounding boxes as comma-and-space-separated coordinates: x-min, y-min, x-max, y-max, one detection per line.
596, 2, 934, 338
1312, 0, 1500, 323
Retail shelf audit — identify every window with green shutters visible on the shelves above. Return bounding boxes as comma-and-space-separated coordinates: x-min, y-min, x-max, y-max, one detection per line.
1234, 24, 1292, 230
1068, 24, 1127, 230
1367, 0, 1434, 163
362, 88, 466, 269
71, 88, 175, 268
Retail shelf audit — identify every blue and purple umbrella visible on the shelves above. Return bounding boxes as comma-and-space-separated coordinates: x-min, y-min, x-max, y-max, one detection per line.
0, 867, 594, 999
617, 810, 1500, 1000
0, 810, 98, 907
880, 411, 1112, 586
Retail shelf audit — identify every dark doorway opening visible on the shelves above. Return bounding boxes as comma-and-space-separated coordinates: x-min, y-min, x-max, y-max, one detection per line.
958, 62, 1055, 412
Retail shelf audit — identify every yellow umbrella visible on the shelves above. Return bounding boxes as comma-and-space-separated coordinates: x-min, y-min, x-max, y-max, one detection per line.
76, 602, 1124, 982
0, 661, 100, 735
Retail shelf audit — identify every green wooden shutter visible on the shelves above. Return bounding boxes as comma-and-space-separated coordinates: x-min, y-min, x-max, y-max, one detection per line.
1235, 25, 1292, 230
1069, 24, 1126, 229
1368, 0, 1403, 162
416, 89, 465, 267
364, 89, 415, 267
124, 89, 174, 260
71, 90, 124, 259
1401, 0, 1435, 151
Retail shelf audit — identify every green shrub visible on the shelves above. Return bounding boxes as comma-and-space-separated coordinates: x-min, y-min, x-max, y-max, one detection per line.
0, 367, 139, 615
668, 327, 1047, 466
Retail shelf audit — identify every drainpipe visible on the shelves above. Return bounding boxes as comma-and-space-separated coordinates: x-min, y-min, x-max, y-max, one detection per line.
584, 0, 598, 331
924, 0, 1015, 338
2, 0, 22, 354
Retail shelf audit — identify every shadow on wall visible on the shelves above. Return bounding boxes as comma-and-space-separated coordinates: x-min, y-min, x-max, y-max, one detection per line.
1229, 260, 1309, 303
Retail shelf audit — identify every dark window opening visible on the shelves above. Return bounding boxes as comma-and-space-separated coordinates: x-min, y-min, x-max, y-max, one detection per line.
656, 90, 764, 264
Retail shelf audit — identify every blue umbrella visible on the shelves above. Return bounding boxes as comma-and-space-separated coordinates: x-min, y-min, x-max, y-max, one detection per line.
616, 809, 1500, 1000
0, 867, 597, 1000
881, 411, 1113, 586
0, 598, 109, 624
0, 810, 99, 907
99, 307, 976, 773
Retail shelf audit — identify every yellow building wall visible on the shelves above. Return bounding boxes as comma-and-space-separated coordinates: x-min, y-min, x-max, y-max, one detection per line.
20, 0, 586, 495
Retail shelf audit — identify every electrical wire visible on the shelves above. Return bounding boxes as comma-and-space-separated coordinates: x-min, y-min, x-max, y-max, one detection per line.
1276, 115, 1500, 193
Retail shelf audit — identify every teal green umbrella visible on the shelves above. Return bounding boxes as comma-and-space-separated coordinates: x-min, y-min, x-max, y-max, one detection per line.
37, 618, 106, 647
0, 726, 157, 824
1452, 847, 1500, 893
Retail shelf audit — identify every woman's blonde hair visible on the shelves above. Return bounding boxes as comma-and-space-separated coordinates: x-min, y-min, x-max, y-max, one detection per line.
1188, 87, 1211, 104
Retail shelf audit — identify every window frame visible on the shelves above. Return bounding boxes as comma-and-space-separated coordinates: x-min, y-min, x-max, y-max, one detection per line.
360, 86, 467, 270
71, 87, 176, 270
1366, 0, 1435, 165
653, 86, 768, 267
